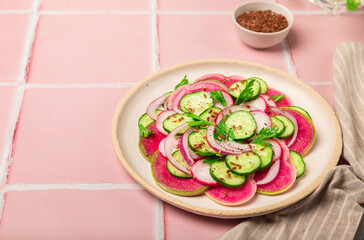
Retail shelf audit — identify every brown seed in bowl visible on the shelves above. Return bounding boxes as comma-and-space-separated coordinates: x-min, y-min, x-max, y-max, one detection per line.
237, 10, 288, 33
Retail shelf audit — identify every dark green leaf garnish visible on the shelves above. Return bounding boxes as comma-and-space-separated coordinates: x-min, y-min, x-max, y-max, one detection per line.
174, 75, 189, 90
214, 121, 234, 141
210, 90, 227, 107
185, 111, 214, 127
139, 123, 153, 137
234, 79, 255, 105
270, 94, 285, 102
203, 157, 222, 164
346, 0, 360, 10
251, 127, 280, 145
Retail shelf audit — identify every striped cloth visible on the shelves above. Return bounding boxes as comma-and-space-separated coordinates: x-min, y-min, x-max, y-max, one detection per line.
218, 42, 364, 240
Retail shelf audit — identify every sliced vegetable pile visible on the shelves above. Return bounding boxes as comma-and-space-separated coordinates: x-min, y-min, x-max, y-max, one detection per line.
138, 73, 316, 206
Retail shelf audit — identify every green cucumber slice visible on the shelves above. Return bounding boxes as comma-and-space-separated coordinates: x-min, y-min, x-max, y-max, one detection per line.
226, 152, 261, 175
138, 110, 163, 128
228, 80, 261, 101
188, 128, 216, 156
167, 159, 192, 179
289, 150, 305, 178
246, 77, 268, 94
286, 106, 312, 120
180, 91, 214, 116
224, 110, 257, 140
270, 116, 285, 136
275, 115, 295, 138
199, 107, 221, 126
163, 113, 193, 134
210, 161, 246, 188
253, 143, 273, 170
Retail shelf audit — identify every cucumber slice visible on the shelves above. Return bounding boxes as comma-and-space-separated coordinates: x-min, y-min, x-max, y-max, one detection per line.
167, 160, 192, 179
138, 110, 163, 128
246, 77, 268, 94
275, 115, 295, 138
210, 161, 246, 188
226, 152, 261, 175
253, 143, 273, 170
163, 113, 193, 134
179, 91, 214, 116
289, 150, 305, 178
286, 106, 312, 120
199, 107, 222, 126
188, 128, 216, 156
228, 80, 261, 101
224, 110, 257, 140
270, 116, 285, 136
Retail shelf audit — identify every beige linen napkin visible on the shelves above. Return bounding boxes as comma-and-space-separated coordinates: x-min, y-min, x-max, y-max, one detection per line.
218, 42, 364, 240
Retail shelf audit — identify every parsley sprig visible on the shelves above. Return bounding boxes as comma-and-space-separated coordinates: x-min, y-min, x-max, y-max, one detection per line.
203, 156, 223, 164
270, 94, 285, 102
185, 112, 214, 127
214, 121, 234, 141
346, 0, 360, 10
210, 90, 227, 107
138, 124, 153, 137
235, 80, 255, 105
251, 127, 280, 145
174, 75, 189, 90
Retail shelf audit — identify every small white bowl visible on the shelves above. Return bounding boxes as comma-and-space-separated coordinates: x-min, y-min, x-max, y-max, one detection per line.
232, 1, 294, 49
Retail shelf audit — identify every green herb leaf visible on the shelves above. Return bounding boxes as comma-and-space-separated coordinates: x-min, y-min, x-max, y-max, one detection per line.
270, 94, 286, 102
138, 123, 153, 138
251, 127, 280, 145
215, 121, 234, 141
346, 0, 360, 10
210, 90, 227, 107
185, 111, 214, 127
174, 75, 189, 90
234, 79, 255, 105
203, 157, 222, 164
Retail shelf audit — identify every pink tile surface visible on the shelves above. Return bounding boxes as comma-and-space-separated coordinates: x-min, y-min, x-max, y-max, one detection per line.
0, 87, 17, 164
288, 14, 364, 83
41, 0, 150, 11
8, 88, 135, 184
0, 14, 31, 83
158, 14, 288, 72
164, 203, 241, 240
277, 0, 322, 11
0, 0, 33, 9
158, 0, 269, 11
0, 189, 155, 239
28, 14, 152, 84
310, 84, 334, 109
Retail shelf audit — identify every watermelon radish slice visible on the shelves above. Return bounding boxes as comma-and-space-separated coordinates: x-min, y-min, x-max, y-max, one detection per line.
265, 88, 292, 107
225, 75, 246, 87
191, 160, 219, 186
282, 108, 316, 156
261, 95, 277, 107
250, 110, 272, 132
256, 142, 296, 195
139, 123, 165, 162
152, 151, 209, 196
244, 96, 268, 112
194, 73, 226, 83
158, 138, 167, 157
255, 159, 280, 185
205, 174, 257, 206
267, 139, 283, 162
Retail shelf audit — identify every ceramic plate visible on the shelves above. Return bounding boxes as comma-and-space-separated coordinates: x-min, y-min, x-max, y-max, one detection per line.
112, 59, 342, 218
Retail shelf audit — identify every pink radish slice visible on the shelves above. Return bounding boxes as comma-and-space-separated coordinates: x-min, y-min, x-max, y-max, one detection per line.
179, 128, 197, 165
195, 73, 226, 83
256, 159, 280, 185
269, 107, 298, 147
250, 110, 272, 132
170, 86, 188, 113
156, 110, 177, 135
139, 123, 165, 161
265, 88, 292, 107
191, 160, 219, 186
267, 139, 282, 162
217, 141, 254, 153
261, 95, 277, 107
243, 96, 268, 112
146, 94, 167, 120
225, 75, 246, 87
165, 123, 191, 174
158, 138, 167, 157
206, 125, 243, 155
213, 91, 234, 109
188, 80, 229, 92
215, 105, 252, 125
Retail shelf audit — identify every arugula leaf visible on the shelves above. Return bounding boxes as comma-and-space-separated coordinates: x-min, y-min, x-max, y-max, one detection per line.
174, 75, 189, 90
203, 156, 222, 164
251, 127, 280, 145
270, 94, 286, 102
346, 0, 360, 10
185, 111, 214, 127
215, 121, 234, 141
210, 90, 227, 107
234, 80, 255, 105
138, 124, 153, 137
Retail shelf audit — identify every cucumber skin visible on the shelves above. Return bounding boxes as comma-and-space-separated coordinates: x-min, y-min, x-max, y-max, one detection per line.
228, 80, 261, 101
188, 129, 216, 157
253, 143, 273, 170
275, 115, 295, 139
245, 77, 268, 94
289, 150, 306, 179
226, 152, 262, 176
210, 161, 246, 188
270, 116, 285, 136
224, 110, 257, 141
166, 160, 192, 179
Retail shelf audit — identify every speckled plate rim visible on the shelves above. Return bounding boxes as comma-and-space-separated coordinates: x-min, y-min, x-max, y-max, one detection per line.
112, 59, 342, 218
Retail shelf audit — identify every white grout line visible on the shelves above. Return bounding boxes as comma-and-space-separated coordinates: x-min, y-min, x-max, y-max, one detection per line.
0, 82, 20, 87
157, 10, 232, 15
26, 82, 136, 89
0, 9, 34, 14
40, 10, 150, 15
5, 183, 143, 192
281, 39, 298, 77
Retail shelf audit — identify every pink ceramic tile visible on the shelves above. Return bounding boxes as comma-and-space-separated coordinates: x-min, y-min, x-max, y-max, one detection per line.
158, 14, 288, 72
0, 14, 31, 83
159, 0, 269, 11
164, 203, 241, 240
310, 84, 334, 109
277, 0, 322, 11
41, 0, 150, 11
8, 88, 136, 184
0, 0, 33, 9
0, 189, 155, 239
0, 87, 17, 164
287, 14, 364, 83
28, 15, 152, 84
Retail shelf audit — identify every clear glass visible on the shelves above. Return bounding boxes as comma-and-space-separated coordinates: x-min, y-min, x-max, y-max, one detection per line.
308, 0, 363, 15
